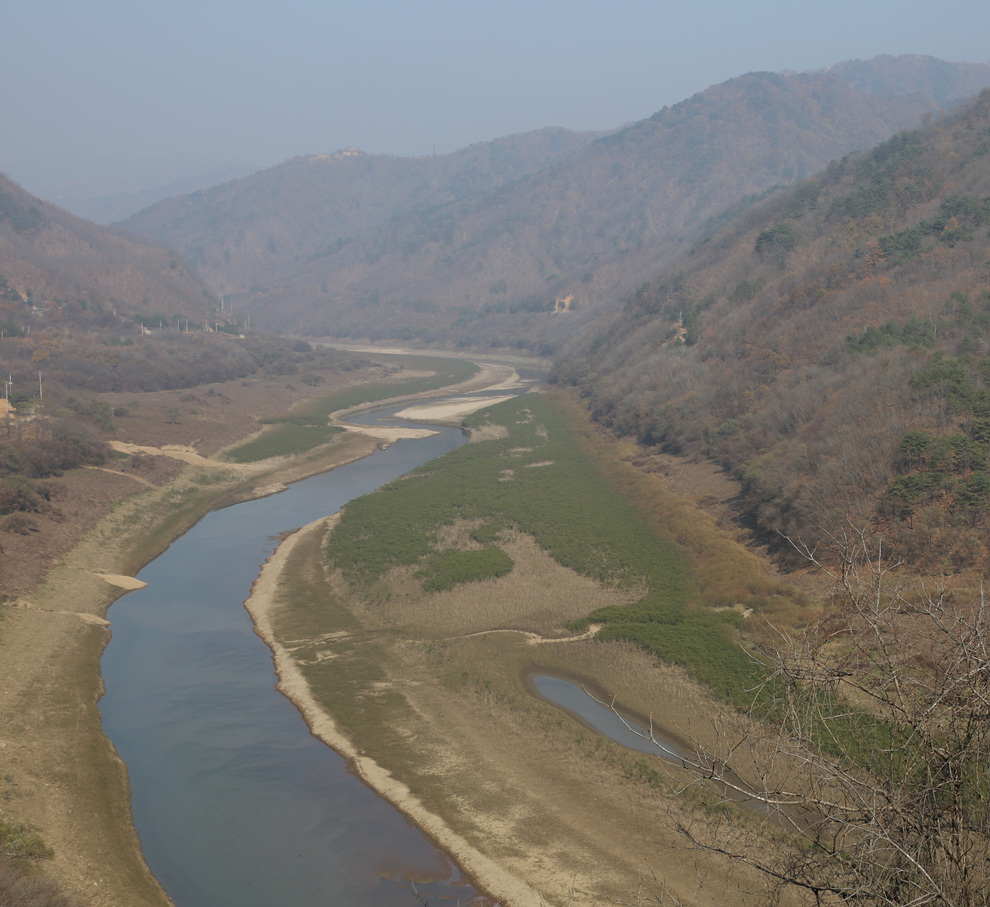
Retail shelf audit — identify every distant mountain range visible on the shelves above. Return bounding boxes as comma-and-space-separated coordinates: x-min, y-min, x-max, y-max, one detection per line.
121, 54, 990, 350
3, 155, 259, 225
5, 53, 990, 569
821, 54, 990, 103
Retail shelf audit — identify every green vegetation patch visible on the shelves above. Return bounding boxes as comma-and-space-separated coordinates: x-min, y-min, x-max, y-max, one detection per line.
225, 422, 344, 463
827, 129, 928, 221
880, 353, 990, 522
847, 315, 936, 354
416, 546, 514, 592
326, 392, 767, 708
0, 817, 53, 872
877, 194, 990, 265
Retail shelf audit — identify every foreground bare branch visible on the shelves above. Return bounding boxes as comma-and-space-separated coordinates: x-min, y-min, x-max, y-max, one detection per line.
610, 528, 990, 905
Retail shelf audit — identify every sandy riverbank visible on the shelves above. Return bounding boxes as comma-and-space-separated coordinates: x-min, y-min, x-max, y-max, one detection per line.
333, 360, 526, 439
0, 354, 535, 906
244, 518, 545, 906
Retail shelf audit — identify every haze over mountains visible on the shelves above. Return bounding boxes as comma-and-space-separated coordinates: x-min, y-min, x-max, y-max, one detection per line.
120, 55, 990, 350
3, 154, 259, 226
5, 54, 990, 561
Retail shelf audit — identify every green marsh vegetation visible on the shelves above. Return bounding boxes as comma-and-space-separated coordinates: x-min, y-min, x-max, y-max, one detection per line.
224, 354, 479, 462
0, 818, 82, 907
223, 422, 345, 463
416, 546, 514, 592
325, 390, 796, 709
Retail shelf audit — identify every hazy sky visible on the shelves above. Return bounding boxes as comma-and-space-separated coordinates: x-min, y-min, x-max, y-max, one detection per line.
3, 0, 990, 196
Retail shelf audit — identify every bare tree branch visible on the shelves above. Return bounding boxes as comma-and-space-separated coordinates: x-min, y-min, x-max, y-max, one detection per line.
595, 528, 990, 905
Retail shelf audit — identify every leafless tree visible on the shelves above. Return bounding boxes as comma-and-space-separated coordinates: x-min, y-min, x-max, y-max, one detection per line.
667, 528, 990, 905
603, 528, 990, 905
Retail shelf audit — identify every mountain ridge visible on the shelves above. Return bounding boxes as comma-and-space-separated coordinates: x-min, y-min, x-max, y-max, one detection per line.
0, 172, 216, 326
552, 87, 990, 571
121, 55, 990, 350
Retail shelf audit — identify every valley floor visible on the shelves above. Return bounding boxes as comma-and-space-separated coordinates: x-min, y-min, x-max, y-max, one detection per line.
243, 389, 792, 906
0, 354, 785, 907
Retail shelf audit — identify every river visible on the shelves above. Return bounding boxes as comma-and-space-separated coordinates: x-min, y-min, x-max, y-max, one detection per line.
99, 404, 493, 907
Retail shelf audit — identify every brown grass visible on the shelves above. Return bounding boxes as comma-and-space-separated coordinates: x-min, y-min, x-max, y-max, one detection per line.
365, 530, 643, 638
0, 859, 85, 907
266, 509, 778, 906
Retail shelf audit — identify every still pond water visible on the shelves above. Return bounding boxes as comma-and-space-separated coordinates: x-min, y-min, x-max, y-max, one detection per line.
530, 675, 682, 761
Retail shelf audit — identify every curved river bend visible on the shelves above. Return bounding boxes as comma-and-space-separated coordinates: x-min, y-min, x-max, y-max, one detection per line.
100, 405, 492, 907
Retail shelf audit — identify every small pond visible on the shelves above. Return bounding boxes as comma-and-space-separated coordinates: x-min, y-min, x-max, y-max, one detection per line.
529, 675, 682, 761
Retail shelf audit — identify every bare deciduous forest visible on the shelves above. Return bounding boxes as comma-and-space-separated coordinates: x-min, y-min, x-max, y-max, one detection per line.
555, 90, 990, 572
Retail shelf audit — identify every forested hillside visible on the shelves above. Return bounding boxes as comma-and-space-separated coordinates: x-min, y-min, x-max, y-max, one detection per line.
123, 56, 990, 351
823, 53, 990, 103
0, 173, 215, 327
0, 173, 357, 393
0, 173, 363, 535
553, 89, 990, 572
119, 129, 598, 330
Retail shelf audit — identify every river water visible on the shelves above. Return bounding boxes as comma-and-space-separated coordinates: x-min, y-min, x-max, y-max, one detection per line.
99, 406, 493, 907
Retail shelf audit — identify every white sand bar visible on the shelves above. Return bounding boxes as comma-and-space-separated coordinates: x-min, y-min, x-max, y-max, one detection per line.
336, 424, 439, 441
93, 572, 148, 591
395, 395, 516, 423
